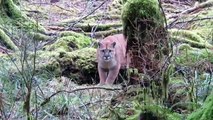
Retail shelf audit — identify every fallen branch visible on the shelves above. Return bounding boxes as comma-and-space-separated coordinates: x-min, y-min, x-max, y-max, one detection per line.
0, 46, 13, 54
0, 29, 18, 51
175, 16, 213, 24
40, 86, 121, 106
167, 0, 213, 28
163, 0, 192, 6
168, 0, 213, 19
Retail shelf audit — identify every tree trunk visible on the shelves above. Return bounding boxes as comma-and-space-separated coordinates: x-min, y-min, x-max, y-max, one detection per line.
122, 0, 170, 83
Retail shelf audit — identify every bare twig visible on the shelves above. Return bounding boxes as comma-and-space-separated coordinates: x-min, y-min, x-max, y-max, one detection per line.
41, 86, 121, 106
175, 16, 213, 24
78, 99, 110, 109
66, 0, 108, 30
53, 4, 74, 13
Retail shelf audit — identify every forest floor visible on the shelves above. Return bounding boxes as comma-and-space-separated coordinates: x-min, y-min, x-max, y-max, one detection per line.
1, 0, 213, 119
22, 0, 197, 30
0, 0, 200, 53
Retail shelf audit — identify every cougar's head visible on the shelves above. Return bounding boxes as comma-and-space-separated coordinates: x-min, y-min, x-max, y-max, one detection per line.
98, 41, 116, 62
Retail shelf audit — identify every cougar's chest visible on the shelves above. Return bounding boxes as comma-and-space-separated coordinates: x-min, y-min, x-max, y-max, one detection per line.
99, 59, 117, 70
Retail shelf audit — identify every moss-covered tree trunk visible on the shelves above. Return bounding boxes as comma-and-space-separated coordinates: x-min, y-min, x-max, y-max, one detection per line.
0, 0, 46, 51
122, 0, 170, 83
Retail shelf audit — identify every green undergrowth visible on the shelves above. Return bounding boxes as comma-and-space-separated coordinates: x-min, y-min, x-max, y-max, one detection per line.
42, 89, 93, 119
187, 92, 213, 120
100, 86, 182, 120
127, 102, 182, 120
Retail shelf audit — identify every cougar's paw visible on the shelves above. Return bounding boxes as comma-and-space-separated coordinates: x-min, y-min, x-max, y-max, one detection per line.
97, 82, 105, 86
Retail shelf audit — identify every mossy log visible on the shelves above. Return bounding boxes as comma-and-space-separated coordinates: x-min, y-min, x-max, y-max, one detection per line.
45, 31, 93, 52
169, 29, 213, 49
36, 32, 96, 84
37, 48, 98, 85
0, 0, 45, 32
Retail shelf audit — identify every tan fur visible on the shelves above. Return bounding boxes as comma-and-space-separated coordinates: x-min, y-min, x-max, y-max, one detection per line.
97, 34, 127, 85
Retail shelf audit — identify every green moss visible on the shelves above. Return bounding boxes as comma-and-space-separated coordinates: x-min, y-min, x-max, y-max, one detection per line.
170, 29, 213, 49
0, 29, 18, 50
187, 92, 213, 120
46, 31, 92, 52
171, 36, 213, 49
170, 6, 213, 44
122, 0, 164, 38
0, 0, 47, 53
37, 48, 97, 84
162, 64, 174, 100
177, 44, 193, 51
65, 48, 96, 70
31, 32, 51, 41
37, 50, 60, 59
122, 0, 163, 22
127, 102, 181, 120
0, 0, 45, 32
169, 29, 205, 43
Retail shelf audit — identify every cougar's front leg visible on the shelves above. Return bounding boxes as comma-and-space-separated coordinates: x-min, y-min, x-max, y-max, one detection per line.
98, 67, 107, 84
105, 65, 120, 84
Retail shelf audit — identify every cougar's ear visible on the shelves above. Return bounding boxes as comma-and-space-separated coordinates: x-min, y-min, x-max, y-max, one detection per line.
98, 42, 102, 48
111, 42, 116, 48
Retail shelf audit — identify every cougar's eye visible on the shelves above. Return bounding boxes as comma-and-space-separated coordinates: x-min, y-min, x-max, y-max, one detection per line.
109, 50, 112, 52
101, 50, 105, 53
